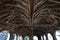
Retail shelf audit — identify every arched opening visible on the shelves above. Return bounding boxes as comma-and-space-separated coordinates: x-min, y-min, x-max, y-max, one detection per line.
11, 34, 17, 40
24, 36, 29, 40
19, 36, 23, 40
55, 30, 60, 40
41, 36, 43, 40
43, 35, 46, 40
47, 33, 53, 40
0, 30, 9, 40
17, 35, 20, 40
33, 36, 38, 40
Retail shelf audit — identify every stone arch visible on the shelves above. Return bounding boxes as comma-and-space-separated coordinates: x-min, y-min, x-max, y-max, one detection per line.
47, 33, 53, 40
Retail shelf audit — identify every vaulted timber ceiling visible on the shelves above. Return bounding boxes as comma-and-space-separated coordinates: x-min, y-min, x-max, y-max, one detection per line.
0, 0, 60, 33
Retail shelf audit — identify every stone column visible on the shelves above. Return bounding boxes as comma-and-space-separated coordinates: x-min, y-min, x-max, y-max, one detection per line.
38, 36, 41, 40
46, 34, 48, 40
51, 32, 57, 40
38, 35, 41, 40
30, 30, 33, 40
28, 35, 33, 40
42, 35, 44, 40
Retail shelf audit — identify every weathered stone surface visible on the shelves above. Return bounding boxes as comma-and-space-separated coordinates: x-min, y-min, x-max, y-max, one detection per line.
0, 0, 60, 39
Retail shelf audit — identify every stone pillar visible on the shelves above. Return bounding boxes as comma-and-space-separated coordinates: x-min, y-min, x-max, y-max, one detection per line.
8, 30, 12, 40
51, 32, 57, 40
46, 34, 48, 40
42, 35, 44, 40
38, 35, 41, 40
29, 35, 33, 40
9, 33, 12, 40
38, 36, 41, 40
30, 30, 33, 40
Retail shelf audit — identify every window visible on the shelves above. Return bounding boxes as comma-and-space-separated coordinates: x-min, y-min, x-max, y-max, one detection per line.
17, 35, 20, 40
55, 30, 60, 40
24, 36, 29, 40
16, 35, 23, 40
41, 36, 43, 40
19, 36, 23, 40
33, 36, 38, 40
43, 35, 46, 40
47, 33, 53, 40
0, 30, 9, 40
11, 34, 17, 40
